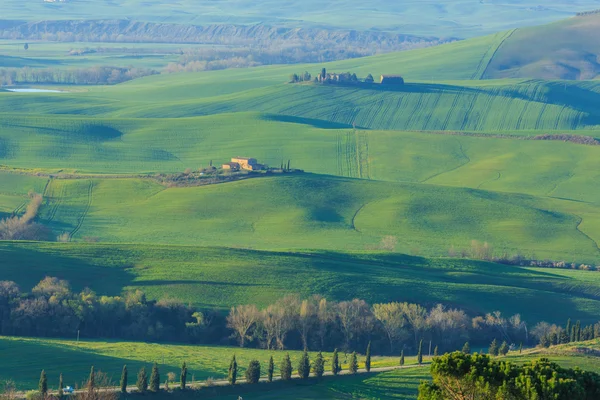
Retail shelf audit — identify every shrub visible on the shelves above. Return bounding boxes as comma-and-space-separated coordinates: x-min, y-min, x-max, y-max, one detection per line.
245, 360, 261, 384
25, 391, 42, 400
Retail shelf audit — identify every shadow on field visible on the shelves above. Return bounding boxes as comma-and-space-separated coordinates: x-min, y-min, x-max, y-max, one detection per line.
0, 337, 171, 390
129, 280, 268, 287
0, 243, 135, 295
261, 114, 358, 129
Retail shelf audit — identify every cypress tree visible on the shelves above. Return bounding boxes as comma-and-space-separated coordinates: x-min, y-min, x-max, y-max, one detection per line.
489, 339, 499, 356
267, 356, 274, 383
298, 350, 310, 379
39, 370, 47, 396
280, 354, 292, 381
150, 362, 160, 392
349, 352, 358, 374
180, 362, 187, 391
519, 343, 523, 354
332, 349, 340, 375
313, 352, 325, 379
571, 326, 577, 343
499, 341, 509, 356
245, 360, 261, 384
576, 320, 582, 342
58, 373, 64, 397
228, 355, 238, 385
462, 342, 470, 354
566, 319, 572, 342
365, 341, 372, 372
88, 366, 95, 391
136, 367, 148, 393
400, 349, 405, 366
417, 339, 423, 365
559, 329, 569, 344
120, 365, 128, 394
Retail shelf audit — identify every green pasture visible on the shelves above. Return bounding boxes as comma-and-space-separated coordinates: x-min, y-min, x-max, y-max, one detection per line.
1, 241, 600, 324
10, 173, 595, 261
3, 79, 600, 133
1, 113, 599, 192
0, 336, 402, 391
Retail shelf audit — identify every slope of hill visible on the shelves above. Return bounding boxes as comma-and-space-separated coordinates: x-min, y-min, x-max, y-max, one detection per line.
483, 13, 600, 80
2, 241, 600, 323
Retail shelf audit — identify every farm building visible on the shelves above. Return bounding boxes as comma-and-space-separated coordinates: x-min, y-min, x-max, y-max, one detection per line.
222, 162, 240, 171
223, 157, 264, 171
380, 75, 405, 85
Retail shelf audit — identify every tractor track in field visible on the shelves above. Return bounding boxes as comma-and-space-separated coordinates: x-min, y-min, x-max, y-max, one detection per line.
44, 178, 64, 223
478, 29, 517, 80
421, 138, 471, 183
545, 173, 575, 197
441, 91, 463, 130
476, 171, 502, 189
69, 180, 93, 240
575, 215, 600, 254
12, 200, 27, 216
336, 132, 344, 177
356, 130, 371, 180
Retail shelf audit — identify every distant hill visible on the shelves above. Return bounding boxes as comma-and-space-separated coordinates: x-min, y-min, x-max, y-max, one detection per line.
483, 13, 600, 80
1, 0, 600, 37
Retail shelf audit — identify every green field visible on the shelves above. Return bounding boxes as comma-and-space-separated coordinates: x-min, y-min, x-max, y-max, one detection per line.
1, 336, 598, 397
2, 242, 600, 324
0, 336, 404, 391
1, 13, 600, 396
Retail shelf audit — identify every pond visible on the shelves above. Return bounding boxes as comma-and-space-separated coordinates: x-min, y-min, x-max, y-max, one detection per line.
5, 88, 63, 93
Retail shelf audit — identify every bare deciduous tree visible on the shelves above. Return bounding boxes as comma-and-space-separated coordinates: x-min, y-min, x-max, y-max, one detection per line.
297, 298, 317, 350
400, 302, 428, 346
373, 302, 408, 353
337, 299, 371, 349
227, 304, 259, 347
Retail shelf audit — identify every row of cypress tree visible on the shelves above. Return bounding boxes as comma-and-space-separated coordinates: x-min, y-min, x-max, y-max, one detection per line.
38, 340, 426, 395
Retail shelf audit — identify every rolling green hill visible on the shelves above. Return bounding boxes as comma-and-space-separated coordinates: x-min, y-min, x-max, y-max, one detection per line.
0, 173, 592, 261
2, 240, 600, 324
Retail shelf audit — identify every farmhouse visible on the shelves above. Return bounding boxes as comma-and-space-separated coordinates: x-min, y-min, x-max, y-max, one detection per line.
380, 75, 405, 85
222, 157, 264, 171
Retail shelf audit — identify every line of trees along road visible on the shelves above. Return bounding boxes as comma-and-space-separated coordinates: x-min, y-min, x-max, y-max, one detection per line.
0, 277, 599, 354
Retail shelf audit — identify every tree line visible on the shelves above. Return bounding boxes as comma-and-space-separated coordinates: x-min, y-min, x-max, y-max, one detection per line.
30, 346, 375, 399
0, 67, 157, 86
26, 346, 600, 400
1, 277, 598, 354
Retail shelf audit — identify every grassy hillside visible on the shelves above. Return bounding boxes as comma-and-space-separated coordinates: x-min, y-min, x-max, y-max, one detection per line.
484, 13, 600, 80
0, 173, 591, 261
2, 242, 600, 324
